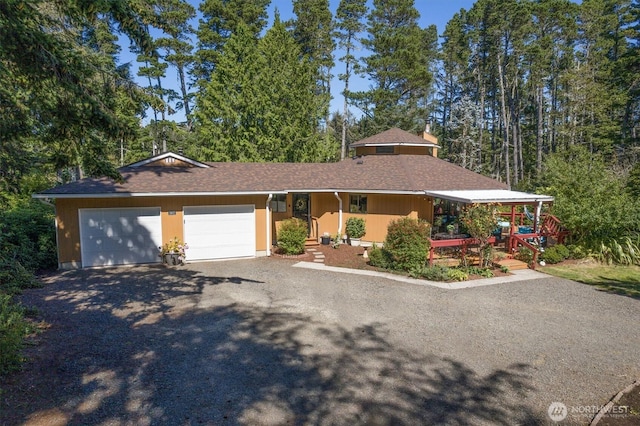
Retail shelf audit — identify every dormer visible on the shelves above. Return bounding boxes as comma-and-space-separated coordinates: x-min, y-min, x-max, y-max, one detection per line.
349, 127, 440, 157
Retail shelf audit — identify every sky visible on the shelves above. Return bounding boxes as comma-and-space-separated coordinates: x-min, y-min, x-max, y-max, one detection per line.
124, 0, 478, 123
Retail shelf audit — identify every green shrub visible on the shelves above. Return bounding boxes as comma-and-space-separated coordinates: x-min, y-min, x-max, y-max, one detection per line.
0, 294, 29, 374
409, 265, 450, 281
384, 217, 431, 271
368, 245, 393, 269
345, 217, 366, 239
447, 269, 469, 282
277, 218, 308, 255
594, 236, 640, 265
461, 266, 494, 278
541, 244, 570, 264
567, 244, 588, 260
0, 201, 57, 272
514, 247, 534, 264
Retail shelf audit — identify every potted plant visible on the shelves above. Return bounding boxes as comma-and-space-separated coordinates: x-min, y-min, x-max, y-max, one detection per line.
345, 217, 366, 246
447, 223, 455, 236
159, 237, 188, 265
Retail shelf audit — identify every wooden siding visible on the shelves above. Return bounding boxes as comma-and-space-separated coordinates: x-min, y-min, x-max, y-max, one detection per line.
55, 195, 269, 266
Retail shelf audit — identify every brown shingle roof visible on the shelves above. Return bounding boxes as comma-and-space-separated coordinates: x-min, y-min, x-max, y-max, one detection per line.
37, 154, 507, 197
349, 127, 438, 147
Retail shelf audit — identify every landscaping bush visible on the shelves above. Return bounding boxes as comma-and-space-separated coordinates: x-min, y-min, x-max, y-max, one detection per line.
409, 265, 450, 281
276, 218, 308, 255
345, 217, 366, 239
0, 202, 57, 273
447, 269, 469, 281
594, 236, 640, 265
368, 245, 393, 269
514, 247, 534, 265
383, 217, 431, 271
0, 294, 29, 374
541, 244, 570, 264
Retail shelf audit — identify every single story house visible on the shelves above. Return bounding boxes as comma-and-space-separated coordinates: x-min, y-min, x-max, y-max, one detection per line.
34, 128, 554, 268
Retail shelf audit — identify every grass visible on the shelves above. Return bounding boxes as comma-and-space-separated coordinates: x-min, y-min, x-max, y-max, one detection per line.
541, 260, 640, 299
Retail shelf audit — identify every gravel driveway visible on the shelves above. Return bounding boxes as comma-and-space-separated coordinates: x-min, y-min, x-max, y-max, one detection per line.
2, 258, 639, 425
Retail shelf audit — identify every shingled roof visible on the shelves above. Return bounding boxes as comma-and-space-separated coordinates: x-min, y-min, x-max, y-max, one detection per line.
35, 153, 507, 197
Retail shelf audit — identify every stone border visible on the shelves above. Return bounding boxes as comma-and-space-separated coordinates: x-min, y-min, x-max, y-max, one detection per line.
293, 261, 549, 289
590, 379, 640, 425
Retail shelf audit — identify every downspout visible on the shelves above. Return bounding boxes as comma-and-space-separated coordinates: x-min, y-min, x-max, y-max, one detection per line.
535, 201, 543, 234
334, 192, 343, 238
266, 194, 273, 256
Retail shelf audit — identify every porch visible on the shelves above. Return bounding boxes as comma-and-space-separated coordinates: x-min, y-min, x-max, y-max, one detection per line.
425, 190, 567, 270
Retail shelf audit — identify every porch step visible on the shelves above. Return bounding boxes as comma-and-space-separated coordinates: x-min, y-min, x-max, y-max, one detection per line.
304, 238, 320, 247
496, 258, 529, 271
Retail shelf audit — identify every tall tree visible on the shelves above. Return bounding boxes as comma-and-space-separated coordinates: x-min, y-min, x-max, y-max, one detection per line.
355, 0, 438, 134
290, 0, 335, 123
194, 17, 334, 163
155, 0, 196, 128
193, 0, 270, 84
335, 0, 367, 159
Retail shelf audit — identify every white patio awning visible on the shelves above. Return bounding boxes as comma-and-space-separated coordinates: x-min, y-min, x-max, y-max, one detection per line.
424, 189, 554, 204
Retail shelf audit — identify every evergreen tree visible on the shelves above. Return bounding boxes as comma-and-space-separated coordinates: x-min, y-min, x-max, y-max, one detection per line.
335, 0, 367, 159
355, 0, 438, 134
193, 0, 270, 84
290, 0, 335, 122
194, 17, 334, 163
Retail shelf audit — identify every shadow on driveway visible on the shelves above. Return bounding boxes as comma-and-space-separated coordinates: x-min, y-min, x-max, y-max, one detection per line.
2, 265, 542, 425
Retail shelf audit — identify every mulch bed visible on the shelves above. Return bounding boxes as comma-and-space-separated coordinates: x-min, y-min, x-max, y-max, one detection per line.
272, 243, 510, 280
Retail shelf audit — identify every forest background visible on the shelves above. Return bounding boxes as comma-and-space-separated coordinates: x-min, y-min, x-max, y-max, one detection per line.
1, 0, 640, 373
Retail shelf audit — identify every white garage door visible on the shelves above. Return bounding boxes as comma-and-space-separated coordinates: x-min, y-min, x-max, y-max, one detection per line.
183, 205, 256, 261
79, 207, 163, 267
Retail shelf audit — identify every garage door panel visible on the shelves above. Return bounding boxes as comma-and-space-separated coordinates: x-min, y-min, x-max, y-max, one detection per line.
79, 207, 162, 267
184, 205, 256, 261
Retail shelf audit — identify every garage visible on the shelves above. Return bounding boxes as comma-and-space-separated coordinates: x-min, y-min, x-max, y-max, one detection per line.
183, 205, 256, 261
79, 207, 163, 267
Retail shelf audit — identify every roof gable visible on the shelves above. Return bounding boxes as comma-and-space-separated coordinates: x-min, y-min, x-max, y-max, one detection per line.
126, 152, 209, 169
350, 127, 439, 148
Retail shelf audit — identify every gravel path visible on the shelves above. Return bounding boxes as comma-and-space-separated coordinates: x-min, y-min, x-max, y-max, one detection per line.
2, 258, 639, 425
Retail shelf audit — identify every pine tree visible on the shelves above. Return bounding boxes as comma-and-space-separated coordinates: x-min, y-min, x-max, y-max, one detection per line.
193, 0, 270, 84
290, 0, 335, 122
356, 0, 438, 134
335, 0, 367, 159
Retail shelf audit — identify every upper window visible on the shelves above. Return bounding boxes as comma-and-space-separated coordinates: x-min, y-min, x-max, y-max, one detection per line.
349, 194, 368, 214
376, 146, 394, 154
270, 194, 287, 213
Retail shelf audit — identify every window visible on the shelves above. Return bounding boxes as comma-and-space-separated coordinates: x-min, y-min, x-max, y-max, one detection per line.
270, 194, 287, 213
349, 194, 368, 213
376, 146, 394, 154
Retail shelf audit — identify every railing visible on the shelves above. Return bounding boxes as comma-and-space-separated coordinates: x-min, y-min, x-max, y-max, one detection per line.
509, 234, 539, 270
428, 236, 496, 266
540, 214, 569, 243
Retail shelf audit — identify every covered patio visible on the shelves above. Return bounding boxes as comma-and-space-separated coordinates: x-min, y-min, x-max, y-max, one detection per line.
424, 190, 567, 269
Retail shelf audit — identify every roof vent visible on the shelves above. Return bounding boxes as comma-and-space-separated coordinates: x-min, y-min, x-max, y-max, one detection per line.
356, 159, 364, 165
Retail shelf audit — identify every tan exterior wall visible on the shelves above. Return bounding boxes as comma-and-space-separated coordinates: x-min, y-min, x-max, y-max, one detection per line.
55, 195, 269, 266
144, 158, 195, 167
55, 192, 436, 267
310, 193, 435, 244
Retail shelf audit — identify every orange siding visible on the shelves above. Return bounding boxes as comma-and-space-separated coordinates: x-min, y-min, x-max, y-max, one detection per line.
55, 195, 269, 266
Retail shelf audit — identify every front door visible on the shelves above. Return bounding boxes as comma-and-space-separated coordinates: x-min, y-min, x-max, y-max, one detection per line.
292, 193, 311, 236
